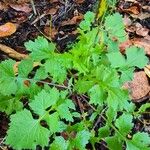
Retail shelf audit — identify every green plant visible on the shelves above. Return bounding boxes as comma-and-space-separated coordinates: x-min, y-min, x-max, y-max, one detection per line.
0, 11, 150, 150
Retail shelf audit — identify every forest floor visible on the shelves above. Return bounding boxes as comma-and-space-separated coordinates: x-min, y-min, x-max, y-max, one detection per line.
0, 0, 150, 150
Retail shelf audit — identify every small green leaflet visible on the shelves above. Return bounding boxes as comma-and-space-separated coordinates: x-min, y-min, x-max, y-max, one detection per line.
107, 87, 130, 111
107, 46, 148, 83
79, 11, 95, 31
73, 130, 91, 150
137, 103, 150, 114
106, 107, 117, 122
5, 109, 50, 150
126, 132, 150, 150
98, 124, 110, 139
24, 36, 55, 61
105, 114, 150, 150
34, 66, 48, 80
25, 36, 72, 83
107, 0, 117, 7
75, 79, 94, 93
95, 65, 120, 88
0, 94, 23, 115
89, 84, 105, 105
29, 88, 59, 116
56, 99, 76, 122
105, 135, 122, 150
18, 59, 33, 78
105, 13, 127, 42
45, 57, 67, 83
45, 112, 66, 134
44, 54, 72, 83
50, 136, 68, 150
115, 113, 133, 136
70, 28, 99, 74
87, 65, 129, 111
0, 59, 17, 95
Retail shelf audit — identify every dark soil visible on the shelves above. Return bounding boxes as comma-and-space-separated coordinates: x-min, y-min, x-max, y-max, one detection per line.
0, 0, 96, 55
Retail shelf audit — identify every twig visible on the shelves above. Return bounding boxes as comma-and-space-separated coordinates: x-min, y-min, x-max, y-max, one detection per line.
17, 77, 69, 89
0, 44, 28, 60
93, 115, 102, 129
76, 95, 84, 114
30, 0, 37, 15
132, 95, 150, 103
81, 95, 96, 111
0, 137, 6, 150
33, 25, 52, 41
31, 13, 46, 25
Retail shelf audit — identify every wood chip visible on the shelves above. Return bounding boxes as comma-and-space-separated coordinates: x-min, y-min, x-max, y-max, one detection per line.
123, 71, 150, 102
0, 22, 17, 37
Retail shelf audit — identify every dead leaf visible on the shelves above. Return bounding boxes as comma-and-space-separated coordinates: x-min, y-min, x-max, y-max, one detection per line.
0, 1, 8, 10
123, 15, 132, 27
142, 5, 150, 13
2, 0, 30, 4
0, 44, 28, 60
49, 0, 59, 3
131, 12, 150, 20
123, 71, 150, 102
144, 65, 150, 78
0, 22, 17, 37
9, 3, 32, 13
47, 8, 58, 15
61, 15, 83, 26
126, 25, 136, 33
75, 0, 85, 4
135, 23, 149, 37
44, 27, 58, 39
122, 5, 141, 15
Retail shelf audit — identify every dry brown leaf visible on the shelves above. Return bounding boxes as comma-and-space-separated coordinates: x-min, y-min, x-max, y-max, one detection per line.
142, 5, 150, 13
9, 3, 32, 13
0, 44, 28, 60
131, 12, 150, 19
135, 23, 149, 37
49, 0, 59, 3
0, 22, 17, 37
75, 0, 85, 4
2, 0, 30, 4
123, 15, 132, 27
122, 5, 141, 15
144, 65, 150, 78
47, 8, 58, 15
136, 27, 149, 37
123, 71, 150, 102
61, 15, 83, 26
44, 27, 58, 39
126, 25, 136, 33
0, 1, 8, 10
132, 38, 150, 56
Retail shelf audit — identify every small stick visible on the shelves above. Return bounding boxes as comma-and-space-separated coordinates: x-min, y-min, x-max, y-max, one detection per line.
30, 0, 37, 15
0, 44, 28, 60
